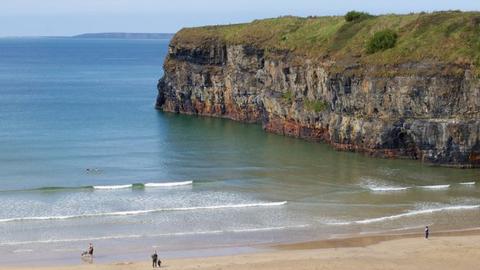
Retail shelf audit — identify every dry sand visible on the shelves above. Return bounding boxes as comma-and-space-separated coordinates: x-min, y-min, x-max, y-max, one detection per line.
5, 229, 480, 270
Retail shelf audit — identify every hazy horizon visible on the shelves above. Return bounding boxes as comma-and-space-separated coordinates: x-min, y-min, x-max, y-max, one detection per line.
1, 0, 479, 37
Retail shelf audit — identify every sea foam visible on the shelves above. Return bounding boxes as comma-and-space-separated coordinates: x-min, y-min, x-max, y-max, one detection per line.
144, 181, 193, 187
361, 178, 410, 192
93, 184, 133, 190
460, 182, 476, 185
0, 223, 305, 246
368, 186, 410, 192
0, 201, 287, 223
327, 204, 480, 225
418, 184, 450, 190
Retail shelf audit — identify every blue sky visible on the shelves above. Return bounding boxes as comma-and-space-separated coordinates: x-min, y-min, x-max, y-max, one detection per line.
1, 0, 479, 36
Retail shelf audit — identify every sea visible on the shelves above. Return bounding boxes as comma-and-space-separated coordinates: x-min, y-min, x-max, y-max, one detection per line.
0, 37, 479, 266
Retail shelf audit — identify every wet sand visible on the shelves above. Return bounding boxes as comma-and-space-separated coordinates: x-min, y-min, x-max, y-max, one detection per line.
5, 229, 480, 270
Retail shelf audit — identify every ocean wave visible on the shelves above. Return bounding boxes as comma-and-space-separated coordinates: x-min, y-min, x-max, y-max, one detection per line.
326, 204, 480, 225
418, 184, 450, 190
361, 178, 410, 192
0, 223, 305, 246
144, 181, 193, 187
12, 249, 34, 253
231, 224, 309, 233
93, 184, 132, 190
0, 201, 287, 223
368, 186, 410, 192
460, 182, 476, 185
1, 181, 195, 193
0, 234, 144, 246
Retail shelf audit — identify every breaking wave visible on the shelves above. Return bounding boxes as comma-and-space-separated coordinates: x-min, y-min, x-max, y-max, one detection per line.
0, 223, 306, 246
144, 181, 193, 187
93, 184, 132, 190
361, 178, 410, 192
367, 186, 410, 192
1, 181, 194, 193
418, 185, 450, 190
460, 182, 476, 185
0, 201, 287, 223
326, 204, 480, 225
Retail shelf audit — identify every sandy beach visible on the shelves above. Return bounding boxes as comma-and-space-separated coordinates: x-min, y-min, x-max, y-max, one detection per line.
6, 229, 480, 270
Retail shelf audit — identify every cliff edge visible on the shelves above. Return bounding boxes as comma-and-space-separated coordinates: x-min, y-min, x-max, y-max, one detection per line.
157, 11, 480, 167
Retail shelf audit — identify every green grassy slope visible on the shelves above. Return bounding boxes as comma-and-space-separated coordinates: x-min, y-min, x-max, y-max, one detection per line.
172, 11, 480, 70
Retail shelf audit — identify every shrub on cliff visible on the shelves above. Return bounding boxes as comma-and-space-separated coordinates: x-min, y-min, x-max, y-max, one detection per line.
366, 29, 398, 54
175, 11, 480, 72
304, 99, 329, 113
345, 11, 373, 22
282, 90, 294, 103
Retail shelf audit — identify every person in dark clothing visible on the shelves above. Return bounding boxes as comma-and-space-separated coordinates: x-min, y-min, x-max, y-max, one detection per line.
88, 243, 94, 256
80, 243, 94, 264
425, 226, 429, 239
151, 251, 158, 268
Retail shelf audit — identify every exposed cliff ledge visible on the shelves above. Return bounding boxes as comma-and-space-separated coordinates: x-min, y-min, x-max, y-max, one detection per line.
157, 11, 480, 167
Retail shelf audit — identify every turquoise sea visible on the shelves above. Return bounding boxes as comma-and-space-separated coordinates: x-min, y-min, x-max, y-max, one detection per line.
0, 37, 479, 266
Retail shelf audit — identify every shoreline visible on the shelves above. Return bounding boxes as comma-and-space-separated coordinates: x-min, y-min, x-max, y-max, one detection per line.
6, 227, 480, 270
274, 227, 480, 250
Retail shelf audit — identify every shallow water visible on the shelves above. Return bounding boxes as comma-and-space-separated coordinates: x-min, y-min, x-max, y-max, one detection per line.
0, 37, 479, 266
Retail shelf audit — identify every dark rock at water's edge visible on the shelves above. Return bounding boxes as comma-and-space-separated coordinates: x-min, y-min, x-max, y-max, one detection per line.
156, 12, 480, 167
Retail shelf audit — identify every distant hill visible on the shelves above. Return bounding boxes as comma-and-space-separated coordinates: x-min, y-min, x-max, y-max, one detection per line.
72, 33, 175, 39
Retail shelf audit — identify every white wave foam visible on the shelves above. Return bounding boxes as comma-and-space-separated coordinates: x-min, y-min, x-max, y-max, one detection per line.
0, 223, 304, 246
12, 249, 34, 253
0, 201, 287, 223
144, 181, 192, 187
93, 184, 132, 190
460, 182, 476, 185
231, 224, 309, 233
360, 177, 410, 192
151, 230, 224, 238
368, 186, 410, 192
390, 225, 430, 232
0, 235, 143, 246
327, 205, 480, 225
418, 184, 450, 190
325, 221, 351, 225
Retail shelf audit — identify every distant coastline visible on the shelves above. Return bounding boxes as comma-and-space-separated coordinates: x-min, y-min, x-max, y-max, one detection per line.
71, 32, 175, 39
0, 33, 175, 39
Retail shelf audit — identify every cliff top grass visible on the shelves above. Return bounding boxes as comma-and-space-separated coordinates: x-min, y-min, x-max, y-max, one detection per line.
172, 11, 480, 70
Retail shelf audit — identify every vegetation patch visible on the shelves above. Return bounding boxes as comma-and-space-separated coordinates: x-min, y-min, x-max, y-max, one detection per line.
366, 29, 398, 54
304, 99, 329, 112
173, 11, 480, 73
345, 11, 374, 22
282, 90, 294, 103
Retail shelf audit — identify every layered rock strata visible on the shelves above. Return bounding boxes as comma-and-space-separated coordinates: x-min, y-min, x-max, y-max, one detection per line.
157, 22, 480, 167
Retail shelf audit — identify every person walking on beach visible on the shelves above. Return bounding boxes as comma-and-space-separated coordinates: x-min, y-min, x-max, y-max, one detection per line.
151, 250, 158, 268
425, 226, 429, 239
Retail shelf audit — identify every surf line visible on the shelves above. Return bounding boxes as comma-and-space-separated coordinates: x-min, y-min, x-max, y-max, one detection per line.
93, 180, 193, 190
0, 201, 288, 223
327, 204, 480, 225
0, 181, 195, 193
0, 223, 308, 246
366, 182, 477, 193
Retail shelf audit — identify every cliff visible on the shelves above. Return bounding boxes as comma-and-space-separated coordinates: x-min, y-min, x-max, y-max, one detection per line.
157, 11, 480, 167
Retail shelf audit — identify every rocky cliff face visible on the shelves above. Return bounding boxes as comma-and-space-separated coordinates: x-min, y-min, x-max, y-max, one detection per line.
157, 39, 480, 167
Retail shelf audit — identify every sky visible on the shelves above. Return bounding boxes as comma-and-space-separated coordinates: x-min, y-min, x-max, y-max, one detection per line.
0, 0, 479, 36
